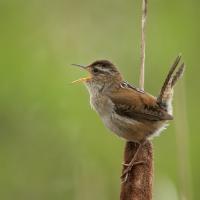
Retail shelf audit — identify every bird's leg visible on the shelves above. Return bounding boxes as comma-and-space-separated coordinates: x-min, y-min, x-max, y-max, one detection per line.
122, 160, 145, 167
121, 141, 146, 180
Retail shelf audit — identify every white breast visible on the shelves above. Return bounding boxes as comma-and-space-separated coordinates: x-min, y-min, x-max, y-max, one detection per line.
84, 82, 143, 141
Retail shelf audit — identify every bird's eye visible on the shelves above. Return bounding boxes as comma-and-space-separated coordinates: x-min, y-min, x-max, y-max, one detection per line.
93, 68, 99, 73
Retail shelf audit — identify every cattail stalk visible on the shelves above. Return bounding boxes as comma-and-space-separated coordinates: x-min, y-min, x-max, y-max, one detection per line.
120, 141, 153, 200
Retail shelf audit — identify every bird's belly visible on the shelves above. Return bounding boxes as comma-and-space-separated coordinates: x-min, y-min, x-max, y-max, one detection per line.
101, 115, 124, 136
102, 113, 167, 142
89, 95, 130, 137
90, 95, 167, 142
101, 112, 145, 142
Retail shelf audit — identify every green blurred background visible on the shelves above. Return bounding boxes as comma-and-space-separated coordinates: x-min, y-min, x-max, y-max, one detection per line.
0, 0, 199, 199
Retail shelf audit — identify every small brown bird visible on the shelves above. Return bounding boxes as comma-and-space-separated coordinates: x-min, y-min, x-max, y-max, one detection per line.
72, 55, 184, 178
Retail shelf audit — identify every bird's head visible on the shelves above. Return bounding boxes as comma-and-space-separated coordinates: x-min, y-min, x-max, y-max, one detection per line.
72, 60, 122, 89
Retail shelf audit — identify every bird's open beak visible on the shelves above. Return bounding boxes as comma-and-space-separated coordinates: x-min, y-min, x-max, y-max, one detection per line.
71, 64, 91, 83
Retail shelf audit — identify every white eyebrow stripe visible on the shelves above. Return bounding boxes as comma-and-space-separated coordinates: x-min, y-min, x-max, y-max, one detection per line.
95, 66, 111, 73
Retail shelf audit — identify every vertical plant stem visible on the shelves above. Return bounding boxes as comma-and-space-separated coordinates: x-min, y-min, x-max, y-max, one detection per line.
139, 0, 148, 90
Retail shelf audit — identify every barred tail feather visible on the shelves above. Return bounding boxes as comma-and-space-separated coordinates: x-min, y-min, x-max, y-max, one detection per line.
157, 55, 185, 111
171, 63, 185, 87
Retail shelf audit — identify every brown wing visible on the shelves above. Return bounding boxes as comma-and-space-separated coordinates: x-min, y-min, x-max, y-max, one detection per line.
109, 85, 173, 121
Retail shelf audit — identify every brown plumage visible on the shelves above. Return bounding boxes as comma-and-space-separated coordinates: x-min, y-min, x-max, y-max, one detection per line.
110, 85, 173, 122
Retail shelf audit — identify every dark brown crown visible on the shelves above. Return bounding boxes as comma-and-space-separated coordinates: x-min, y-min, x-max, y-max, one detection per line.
89, 60, 118, 73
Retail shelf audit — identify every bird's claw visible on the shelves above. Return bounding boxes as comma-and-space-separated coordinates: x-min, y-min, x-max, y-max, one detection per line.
121, 160, 146, 183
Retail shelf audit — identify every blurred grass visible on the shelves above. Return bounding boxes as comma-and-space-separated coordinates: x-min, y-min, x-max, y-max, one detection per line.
0, 0, 199, 199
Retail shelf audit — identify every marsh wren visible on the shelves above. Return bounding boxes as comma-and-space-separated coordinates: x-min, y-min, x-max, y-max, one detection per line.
72, 55, 185, 178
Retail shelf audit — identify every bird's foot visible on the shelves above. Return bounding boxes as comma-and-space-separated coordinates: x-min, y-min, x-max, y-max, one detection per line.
122, 160, 145, 167
121, 160, 146, 182
121, 141, 147, 183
